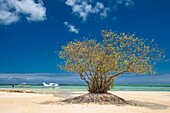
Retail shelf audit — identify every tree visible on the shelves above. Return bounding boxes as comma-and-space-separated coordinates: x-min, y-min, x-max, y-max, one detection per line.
59, 30, 165, 94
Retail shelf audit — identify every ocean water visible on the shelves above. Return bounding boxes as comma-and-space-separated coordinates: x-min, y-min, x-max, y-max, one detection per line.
0, 84, 170, 92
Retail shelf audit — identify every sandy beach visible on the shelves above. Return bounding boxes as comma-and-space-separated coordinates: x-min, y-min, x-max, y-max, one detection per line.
0, 90, 170, 113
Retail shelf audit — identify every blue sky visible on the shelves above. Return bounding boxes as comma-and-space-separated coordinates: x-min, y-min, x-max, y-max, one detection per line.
0, 0, 170, 84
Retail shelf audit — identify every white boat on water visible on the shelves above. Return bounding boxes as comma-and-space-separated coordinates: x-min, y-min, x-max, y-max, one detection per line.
43, 82, 59, 87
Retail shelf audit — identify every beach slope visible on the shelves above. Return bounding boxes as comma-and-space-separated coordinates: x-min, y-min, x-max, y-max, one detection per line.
0, 91, 170, 113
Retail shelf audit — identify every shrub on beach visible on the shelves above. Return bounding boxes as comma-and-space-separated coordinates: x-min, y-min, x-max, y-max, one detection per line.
59, 30, 165, 94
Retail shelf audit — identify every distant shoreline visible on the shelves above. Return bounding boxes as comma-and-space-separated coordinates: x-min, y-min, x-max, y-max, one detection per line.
0, 84, 170, 86
0, 84, 170, 92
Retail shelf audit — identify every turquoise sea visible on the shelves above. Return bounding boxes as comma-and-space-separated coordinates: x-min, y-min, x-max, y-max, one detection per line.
0, 84, 170, 92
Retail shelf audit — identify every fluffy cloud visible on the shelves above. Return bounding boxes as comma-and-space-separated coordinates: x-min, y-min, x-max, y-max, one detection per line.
65, 0, 134, 21
0, 0, 46, 25
116, 0, 134, 7
65, 0, 110, 21
64, 21, 79, 34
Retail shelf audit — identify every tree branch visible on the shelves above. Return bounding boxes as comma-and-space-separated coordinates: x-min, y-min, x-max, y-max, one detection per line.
106, 70, 127, 83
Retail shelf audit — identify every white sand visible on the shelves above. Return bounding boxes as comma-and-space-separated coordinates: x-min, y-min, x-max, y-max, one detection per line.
0, 91, 170, 113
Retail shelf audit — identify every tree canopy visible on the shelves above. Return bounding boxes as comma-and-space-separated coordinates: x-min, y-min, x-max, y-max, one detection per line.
59, 30, 165, 93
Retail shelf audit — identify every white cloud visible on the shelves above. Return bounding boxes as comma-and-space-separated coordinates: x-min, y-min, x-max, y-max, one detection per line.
0, 0, 46, 25
65, 0, 110, 21
0, 10, 19, 25
64, 21, 79, 34
0, 73, 83, 84
116, 0, 134, 7
125, 0, 134, 7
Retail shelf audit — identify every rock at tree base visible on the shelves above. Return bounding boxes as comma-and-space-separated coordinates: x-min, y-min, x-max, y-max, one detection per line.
62, 93, 139, 105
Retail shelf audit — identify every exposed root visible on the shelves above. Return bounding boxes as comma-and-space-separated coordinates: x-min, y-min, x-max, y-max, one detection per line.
62, 93, 139, 105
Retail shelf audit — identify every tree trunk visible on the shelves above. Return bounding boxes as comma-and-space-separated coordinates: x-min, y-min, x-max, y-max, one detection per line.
87, 78, 115, 93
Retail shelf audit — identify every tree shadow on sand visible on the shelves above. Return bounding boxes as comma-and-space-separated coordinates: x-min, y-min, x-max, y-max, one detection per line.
130, 100, 169, 110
